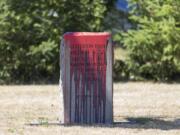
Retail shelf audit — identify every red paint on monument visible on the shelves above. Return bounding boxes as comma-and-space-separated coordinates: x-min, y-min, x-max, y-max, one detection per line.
63, 32, 110, 123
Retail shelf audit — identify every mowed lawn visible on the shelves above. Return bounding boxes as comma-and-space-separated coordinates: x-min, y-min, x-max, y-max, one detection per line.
0, 83, 180, 135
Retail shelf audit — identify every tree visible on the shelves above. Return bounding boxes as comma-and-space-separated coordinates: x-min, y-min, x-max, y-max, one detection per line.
122, 0, 180, 81
0, 0, 109, 84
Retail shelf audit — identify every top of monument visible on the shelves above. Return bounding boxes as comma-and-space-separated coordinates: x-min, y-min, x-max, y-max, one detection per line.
63, 32, 110, 39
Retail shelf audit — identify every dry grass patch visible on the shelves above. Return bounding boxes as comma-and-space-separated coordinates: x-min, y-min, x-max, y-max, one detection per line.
0, 83, 180, 135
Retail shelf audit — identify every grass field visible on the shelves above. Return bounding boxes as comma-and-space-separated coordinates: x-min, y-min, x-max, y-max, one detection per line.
0, 83, 180, 135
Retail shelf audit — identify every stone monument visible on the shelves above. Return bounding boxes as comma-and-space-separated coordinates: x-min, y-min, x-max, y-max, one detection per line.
60, 32, 113, 124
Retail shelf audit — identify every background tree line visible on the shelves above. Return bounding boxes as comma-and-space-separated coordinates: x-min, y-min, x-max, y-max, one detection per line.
0, 0, 179, 84
114, 0, 180, 81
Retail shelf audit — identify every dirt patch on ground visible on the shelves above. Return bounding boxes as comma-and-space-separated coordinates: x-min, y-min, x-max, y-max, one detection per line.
0, 83, 180, 135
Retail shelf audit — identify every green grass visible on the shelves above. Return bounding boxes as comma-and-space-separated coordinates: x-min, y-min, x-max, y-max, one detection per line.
114, 46, 128, 61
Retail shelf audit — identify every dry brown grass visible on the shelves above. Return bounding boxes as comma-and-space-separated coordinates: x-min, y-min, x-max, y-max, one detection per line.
0, 83, 180, 135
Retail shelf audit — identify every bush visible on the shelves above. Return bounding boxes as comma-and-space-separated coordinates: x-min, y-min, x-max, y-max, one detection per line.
113, 60, 129, 81
122, 0, 180, 81
0, 0, 109, 84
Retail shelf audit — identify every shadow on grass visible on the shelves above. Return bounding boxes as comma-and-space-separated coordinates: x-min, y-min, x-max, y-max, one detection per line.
26, 117, 180, 130
114, 117, 180, 130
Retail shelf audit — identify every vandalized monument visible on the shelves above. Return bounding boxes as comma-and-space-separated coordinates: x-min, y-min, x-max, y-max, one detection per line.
60, 32, 113, 124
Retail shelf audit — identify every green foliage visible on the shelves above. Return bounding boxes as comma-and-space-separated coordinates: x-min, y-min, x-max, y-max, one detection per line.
0, 0, 109, 84
113, 60, 129, 81
122, 0, 180, 81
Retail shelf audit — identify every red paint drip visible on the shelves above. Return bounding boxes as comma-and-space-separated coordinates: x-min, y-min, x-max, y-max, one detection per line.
64, 32, 110, 123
